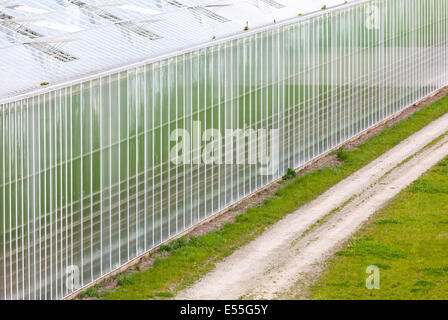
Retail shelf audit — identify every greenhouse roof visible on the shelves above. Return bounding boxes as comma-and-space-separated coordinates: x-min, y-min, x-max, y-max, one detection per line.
0, 0, 356, 102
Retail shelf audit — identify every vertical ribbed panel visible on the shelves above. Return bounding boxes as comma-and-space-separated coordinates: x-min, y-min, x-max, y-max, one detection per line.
1, 0, 448, 300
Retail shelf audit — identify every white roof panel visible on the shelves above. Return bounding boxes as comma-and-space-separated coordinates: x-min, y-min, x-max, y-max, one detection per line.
0, 0, 356, 101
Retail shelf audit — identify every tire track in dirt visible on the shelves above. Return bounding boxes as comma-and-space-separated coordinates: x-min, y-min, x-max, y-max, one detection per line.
176, 113, 448, 300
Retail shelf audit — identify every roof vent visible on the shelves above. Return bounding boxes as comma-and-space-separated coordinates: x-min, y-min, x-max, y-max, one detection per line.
259, 0, 285, 9
66, 0, 163, 40
0, 10, 43, 39
24, 41, 78, 62
164, 0, 186, 8
188, 6, 230, 23
118, 21, 162, 40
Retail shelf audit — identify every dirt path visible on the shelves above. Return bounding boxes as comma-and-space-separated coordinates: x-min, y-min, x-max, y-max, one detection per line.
176, 113, 448, 300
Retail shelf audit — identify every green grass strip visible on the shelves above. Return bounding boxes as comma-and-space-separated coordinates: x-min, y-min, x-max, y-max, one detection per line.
102, 93, 448, 300
311, 157, 448, 300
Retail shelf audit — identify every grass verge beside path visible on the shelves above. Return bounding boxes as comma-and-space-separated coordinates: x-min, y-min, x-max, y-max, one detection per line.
94, 93, 448, 300
311, 156, 448, 300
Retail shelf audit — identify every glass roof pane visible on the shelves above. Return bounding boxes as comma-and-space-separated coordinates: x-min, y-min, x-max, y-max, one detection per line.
0, 0, 353, 101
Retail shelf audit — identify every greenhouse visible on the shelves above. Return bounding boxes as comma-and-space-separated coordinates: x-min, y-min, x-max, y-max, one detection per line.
1, 0, 448, 300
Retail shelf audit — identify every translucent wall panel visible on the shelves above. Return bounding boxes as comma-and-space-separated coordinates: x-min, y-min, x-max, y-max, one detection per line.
1, 0, 448, 300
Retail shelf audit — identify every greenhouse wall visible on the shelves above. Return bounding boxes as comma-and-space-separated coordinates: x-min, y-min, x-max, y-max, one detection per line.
1, 0, 448, 299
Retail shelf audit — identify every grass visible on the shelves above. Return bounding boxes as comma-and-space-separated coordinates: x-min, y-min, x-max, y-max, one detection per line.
311, 157, 448, 300
96, 92, 448, 300
282, 168, 299, 180
79, 286, 110, 299
335, 237, 407, 260
334, 147, 350, 162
